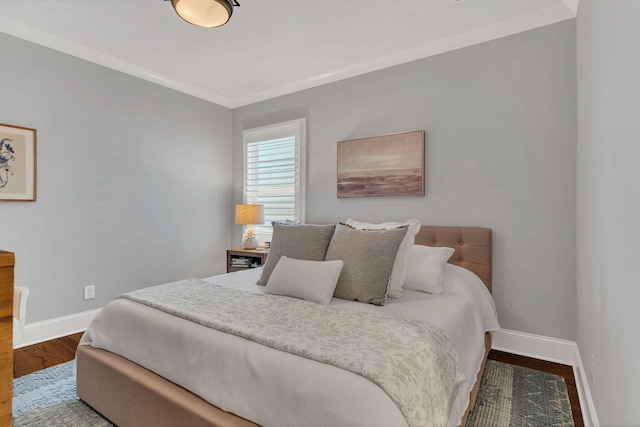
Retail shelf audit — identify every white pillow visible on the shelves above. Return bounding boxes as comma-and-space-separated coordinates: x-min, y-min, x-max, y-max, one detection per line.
344, 218, 421, 298
404, 245, 455, 294
265, 256, 344, 305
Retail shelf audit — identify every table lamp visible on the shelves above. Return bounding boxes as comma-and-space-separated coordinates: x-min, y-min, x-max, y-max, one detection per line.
235, 203, 265, 249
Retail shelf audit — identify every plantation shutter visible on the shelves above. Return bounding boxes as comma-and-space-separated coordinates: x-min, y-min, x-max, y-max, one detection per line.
244, 119, 305, 237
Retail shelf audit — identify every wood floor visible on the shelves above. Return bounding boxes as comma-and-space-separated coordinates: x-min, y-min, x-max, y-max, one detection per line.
14, 332, 83, 379
14, 334, 583, 426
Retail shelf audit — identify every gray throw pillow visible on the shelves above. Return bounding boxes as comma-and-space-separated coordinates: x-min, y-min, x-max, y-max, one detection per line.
325, 223, 408, 305
257, 223, 337, 286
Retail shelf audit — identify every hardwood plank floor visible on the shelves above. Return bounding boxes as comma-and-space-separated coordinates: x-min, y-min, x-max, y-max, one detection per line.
14, 334, 584, 426
14, 332, 83, 379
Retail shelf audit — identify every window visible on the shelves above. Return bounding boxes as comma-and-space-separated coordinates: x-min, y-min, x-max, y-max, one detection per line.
243, 118, 306, 241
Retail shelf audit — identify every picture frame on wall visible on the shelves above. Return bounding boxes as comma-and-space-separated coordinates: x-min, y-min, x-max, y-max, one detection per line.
337, 130, 425, 198
0, 123, 37, 202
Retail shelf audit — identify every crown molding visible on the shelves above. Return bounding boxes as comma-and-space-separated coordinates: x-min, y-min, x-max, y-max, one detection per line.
0, 2, 577, 110
0, 16, 234, 108
562, 0, 580, 15
229, 2, 576, 107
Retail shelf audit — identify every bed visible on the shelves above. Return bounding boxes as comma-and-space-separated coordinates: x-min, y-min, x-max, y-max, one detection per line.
76, 225, 499, 427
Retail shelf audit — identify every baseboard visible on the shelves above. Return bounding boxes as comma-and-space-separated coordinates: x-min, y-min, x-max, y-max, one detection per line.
492, 329, 578, 365
493, 329, 599, 426
17, 308, 101, 349
573, 349, 600, 427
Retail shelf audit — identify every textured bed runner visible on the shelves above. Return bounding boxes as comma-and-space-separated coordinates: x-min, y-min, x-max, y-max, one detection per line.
121, 279, 464, 427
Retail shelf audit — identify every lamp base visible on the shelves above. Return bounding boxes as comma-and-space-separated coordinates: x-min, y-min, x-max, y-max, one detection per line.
242, 236, 259, 250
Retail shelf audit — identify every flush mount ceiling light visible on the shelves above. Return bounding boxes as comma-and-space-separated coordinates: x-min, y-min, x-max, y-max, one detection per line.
167, 0, 240, 28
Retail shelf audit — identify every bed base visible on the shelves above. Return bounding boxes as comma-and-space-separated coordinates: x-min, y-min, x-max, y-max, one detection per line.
77, 333, 491, 427
76, 345, 258, 427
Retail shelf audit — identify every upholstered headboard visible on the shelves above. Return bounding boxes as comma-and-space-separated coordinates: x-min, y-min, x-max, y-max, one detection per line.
414, 226, 492, 292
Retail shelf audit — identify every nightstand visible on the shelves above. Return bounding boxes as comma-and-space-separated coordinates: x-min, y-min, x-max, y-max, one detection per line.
226, 248, 269, 273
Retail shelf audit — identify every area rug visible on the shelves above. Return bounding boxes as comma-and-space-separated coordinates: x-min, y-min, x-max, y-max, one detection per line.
14, 359, 574, 427
13, 361, 113, 427
467, 359, 575, 427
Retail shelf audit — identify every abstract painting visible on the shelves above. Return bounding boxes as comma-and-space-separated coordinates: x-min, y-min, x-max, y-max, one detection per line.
337, 130, 424, 198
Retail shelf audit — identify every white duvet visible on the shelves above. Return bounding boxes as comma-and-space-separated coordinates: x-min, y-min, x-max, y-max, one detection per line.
80, 264, 500, 427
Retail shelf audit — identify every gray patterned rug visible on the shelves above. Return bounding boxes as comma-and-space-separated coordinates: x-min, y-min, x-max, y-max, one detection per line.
13, 361, 113, 427
467, 359, 575, 427
14, 359, 574, 426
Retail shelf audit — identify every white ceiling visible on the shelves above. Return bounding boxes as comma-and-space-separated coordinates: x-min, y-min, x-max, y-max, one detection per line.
0, 0, 577, 108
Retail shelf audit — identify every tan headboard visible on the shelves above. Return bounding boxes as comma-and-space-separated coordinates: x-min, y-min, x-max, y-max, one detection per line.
414, 226, 492, 292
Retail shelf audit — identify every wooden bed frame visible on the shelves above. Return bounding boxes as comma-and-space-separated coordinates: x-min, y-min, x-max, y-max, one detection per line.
77, 226, 492, 427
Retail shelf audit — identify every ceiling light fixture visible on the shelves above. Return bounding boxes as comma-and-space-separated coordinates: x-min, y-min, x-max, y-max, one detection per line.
167, 0, 240, 28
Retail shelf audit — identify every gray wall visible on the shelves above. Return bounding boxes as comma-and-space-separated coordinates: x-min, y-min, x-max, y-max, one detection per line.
0, 33, 232, 323
232, 21, 577, 339
0, 18, 579, 344
577, 1, 640, 424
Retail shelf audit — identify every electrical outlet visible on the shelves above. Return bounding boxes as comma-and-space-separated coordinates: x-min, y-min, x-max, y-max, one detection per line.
590, 353, 596, 383
84, 285, 95, 300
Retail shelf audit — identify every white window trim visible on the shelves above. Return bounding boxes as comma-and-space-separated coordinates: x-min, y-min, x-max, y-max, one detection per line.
242, 118, 306, 241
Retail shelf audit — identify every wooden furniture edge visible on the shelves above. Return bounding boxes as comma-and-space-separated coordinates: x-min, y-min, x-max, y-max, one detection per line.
226, 249, 269, 273
0, 251, 15, 268
0, 250, 15, 425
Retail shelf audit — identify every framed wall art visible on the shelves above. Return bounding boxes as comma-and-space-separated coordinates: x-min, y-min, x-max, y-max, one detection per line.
0, 123, 37, 202
337, 130, 425, 198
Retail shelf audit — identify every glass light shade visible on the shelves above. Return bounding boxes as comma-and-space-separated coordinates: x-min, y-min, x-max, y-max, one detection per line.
171, 0, 233, 28
235, 204, 265, 225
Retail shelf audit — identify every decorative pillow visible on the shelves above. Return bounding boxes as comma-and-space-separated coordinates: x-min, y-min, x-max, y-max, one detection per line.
344, 218, 421, 298
265, 256, 344, 305
257, 223, 336, 286
403, 245, 455, 294
325, 223, 408, 306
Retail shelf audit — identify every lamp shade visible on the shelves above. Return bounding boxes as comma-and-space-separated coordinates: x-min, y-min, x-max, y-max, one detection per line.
170, 0, 234, 28
235, 204, 265, 225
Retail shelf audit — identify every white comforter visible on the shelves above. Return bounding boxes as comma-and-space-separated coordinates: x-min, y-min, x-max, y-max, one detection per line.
80, 264, 499, 427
